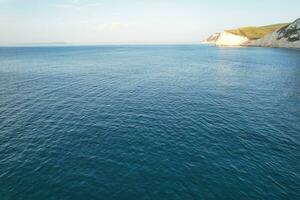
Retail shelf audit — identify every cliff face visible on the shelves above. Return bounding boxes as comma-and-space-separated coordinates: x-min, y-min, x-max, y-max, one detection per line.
215, 31, 249, 46
203, 18, 300, 49
247, 18, 300, 48
203, 23, 287, 46
277, 18, 300, 42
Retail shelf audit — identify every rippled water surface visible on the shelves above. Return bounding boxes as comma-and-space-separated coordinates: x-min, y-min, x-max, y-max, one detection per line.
0, 45, 299, 200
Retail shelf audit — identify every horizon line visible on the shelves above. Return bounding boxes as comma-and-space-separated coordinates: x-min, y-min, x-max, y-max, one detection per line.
0, 41, 206, 47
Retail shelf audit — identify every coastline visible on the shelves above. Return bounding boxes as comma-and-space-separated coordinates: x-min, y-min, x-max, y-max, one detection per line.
203, 18, 300, 50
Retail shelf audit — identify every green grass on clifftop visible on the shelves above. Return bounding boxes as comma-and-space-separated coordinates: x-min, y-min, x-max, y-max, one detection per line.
226, 23, 289, 40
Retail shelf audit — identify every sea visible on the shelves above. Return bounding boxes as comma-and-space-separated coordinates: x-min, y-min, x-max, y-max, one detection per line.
0, 45, 299, 200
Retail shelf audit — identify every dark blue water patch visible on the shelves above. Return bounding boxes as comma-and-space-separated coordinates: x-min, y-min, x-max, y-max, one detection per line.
0, 45, 299, 200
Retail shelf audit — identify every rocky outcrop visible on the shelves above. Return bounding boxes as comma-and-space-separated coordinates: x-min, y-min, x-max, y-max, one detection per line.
277, 18, 300, 42
202, 32, 220, 44
246, 18, 300, 49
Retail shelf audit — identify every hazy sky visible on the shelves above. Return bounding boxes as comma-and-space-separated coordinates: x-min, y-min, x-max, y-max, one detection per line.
0, 0, 299, 45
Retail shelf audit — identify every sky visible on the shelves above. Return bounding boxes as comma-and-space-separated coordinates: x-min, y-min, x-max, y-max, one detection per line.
0, 0, 299, 45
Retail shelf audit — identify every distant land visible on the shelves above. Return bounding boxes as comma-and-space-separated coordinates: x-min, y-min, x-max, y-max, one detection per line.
11, 42, 69, 47
203, 18, 300, 49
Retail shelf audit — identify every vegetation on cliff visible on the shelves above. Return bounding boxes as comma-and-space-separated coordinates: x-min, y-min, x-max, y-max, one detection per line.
226, 23, 289, 40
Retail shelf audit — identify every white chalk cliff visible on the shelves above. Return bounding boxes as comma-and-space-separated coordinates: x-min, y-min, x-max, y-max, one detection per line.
215, 32, 249, 46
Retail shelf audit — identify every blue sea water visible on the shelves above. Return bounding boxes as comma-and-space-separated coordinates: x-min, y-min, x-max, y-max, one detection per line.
0, 45, 299, 200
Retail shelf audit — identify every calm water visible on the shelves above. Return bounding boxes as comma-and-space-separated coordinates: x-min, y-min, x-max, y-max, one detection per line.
0, 45, 299, 200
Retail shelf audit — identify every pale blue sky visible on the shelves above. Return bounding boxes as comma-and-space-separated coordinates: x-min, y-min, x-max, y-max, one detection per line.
0, 0, 299, 45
